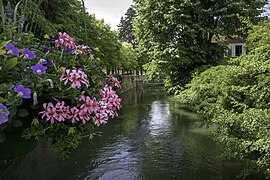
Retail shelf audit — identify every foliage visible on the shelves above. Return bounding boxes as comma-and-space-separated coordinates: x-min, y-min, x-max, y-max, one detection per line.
175, 22, 270, 177
119, 42, 138, 73
118, 7, 136, 47
0, 2, 124, 157
134, 0, 267, 88
118, 6, 146, 75
0, 0, 137, 74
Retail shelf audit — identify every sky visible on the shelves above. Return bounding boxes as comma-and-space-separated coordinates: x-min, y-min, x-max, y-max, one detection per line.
85, 0, 133, 30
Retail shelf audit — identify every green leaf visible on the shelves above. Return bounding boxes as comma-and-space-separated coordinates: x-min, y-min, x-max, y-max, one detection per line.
0, 48, 6, 54
0, 40, 11, 49
0, 97, 7, 103
9, 106, 17, 118
4, 57, 18, 70
13, 120, 22, 127
17, 108, 29, 117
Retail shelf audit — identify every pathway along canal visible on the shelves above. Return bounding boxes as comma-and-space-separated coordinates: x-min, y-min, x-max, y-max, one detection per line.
3, 86, 255, 179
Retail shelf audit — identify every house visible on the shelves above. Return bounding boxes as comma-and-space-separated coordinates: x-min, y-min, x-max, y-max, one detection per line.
212, 35, 246, 57
226, 37, 246, 57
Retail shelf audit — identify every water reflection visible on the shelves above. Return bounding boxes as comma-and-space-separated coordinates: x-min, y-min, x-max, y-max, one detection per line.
148, 101, 171, 137
4, 86, 252, 180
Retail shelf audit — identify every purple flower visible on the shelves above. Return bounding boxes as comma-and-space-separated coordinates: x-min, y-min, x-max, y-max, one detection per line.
6, 1, 12, 18
31, 64, 47, 74
22, 48, 36, 59
0, 103, 9, 124
44, 45, 52, 53
39, 58, 52, 68
94, 62, 99, 68
5, 43, 19, 56
51, 36, 59, 42
8, 18, 12, 26
14, 85, 31, 99
20, 15, 25, 26
65, 47, 73, 52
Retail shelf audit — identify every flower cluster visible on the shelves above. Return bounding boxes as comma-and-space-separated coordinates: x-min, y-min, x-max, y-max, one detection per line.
5, 43, 36, 59
53, 32, 76, 49
1, 31, 123, 158
39, 101, 70, 124
108, 75, 121, 88
40, 75, 122, 127
14, 85, 31, 98
80, 85, 122, 126
98, 85, 122, 120
74, 44, 91, 55
53, 32, 91, 55
60, 68, 90, 89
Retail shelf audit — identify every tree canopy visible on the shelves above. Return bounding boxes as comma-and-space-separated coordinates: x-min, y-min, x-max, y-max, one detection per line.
134, 0, 267, 88
118, 7, 136, 47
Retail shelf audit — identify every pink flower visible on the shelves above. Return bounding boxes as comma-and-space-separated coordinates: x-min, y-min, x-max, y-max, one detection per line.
54, 32, 76, 49
100, 85, 122, 108
39, 85, 122, 127
39, 101, 70, 124
69, 107, 80, 123
80, 96, 99, 114
55, 101, 69, 122
99, 85, 122, 119
74, 44, 90, 55
99, 85, 115, 99
60, 68, 71, 85
60, 68, 89, 89
79, 91, 86, 102
108, 75, 121, 88
79, 108, 90, 124
39, 103, 57, 124
94, 108, 109, 126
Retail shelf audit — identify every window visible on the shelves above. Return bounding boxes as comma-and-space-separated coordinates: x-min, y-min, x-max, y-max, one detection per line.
235, 45, 242, 57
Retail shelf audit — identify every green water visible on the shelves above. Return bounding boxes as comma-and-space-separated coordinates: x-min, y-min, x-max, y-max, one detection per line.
2, 86, 261, 179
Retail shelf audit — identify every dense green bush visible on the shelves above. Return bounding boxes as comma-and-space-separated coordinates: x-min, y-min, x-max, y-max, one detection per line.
175, 22, 270, 177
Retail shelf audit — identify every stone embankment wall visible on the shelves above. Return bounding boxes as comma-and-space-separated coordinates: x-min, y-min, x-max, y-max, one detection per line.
118, 75, 137, 94
119, 75, 164, 94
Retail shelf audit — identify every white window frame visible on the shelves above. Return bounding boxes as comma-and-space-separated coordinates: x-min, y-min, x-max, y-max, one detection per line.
229, 43, 246, 57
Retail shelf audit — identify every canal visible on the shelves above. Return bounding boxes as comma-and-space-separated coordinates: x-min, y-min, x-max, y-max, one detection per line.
3, 86, 243, 179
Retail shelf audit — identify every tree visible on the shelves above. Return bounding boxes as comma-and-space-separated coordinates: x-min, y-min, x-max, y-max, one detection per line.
118, 7, 136, 47
119, 42, 138, 73
134, 0, 267, 88
118, 7, 143, 75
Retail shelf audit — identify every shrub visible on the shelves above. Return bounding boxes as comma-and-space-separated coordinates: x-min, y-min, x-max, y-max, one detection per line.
175, 22, 270, 177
